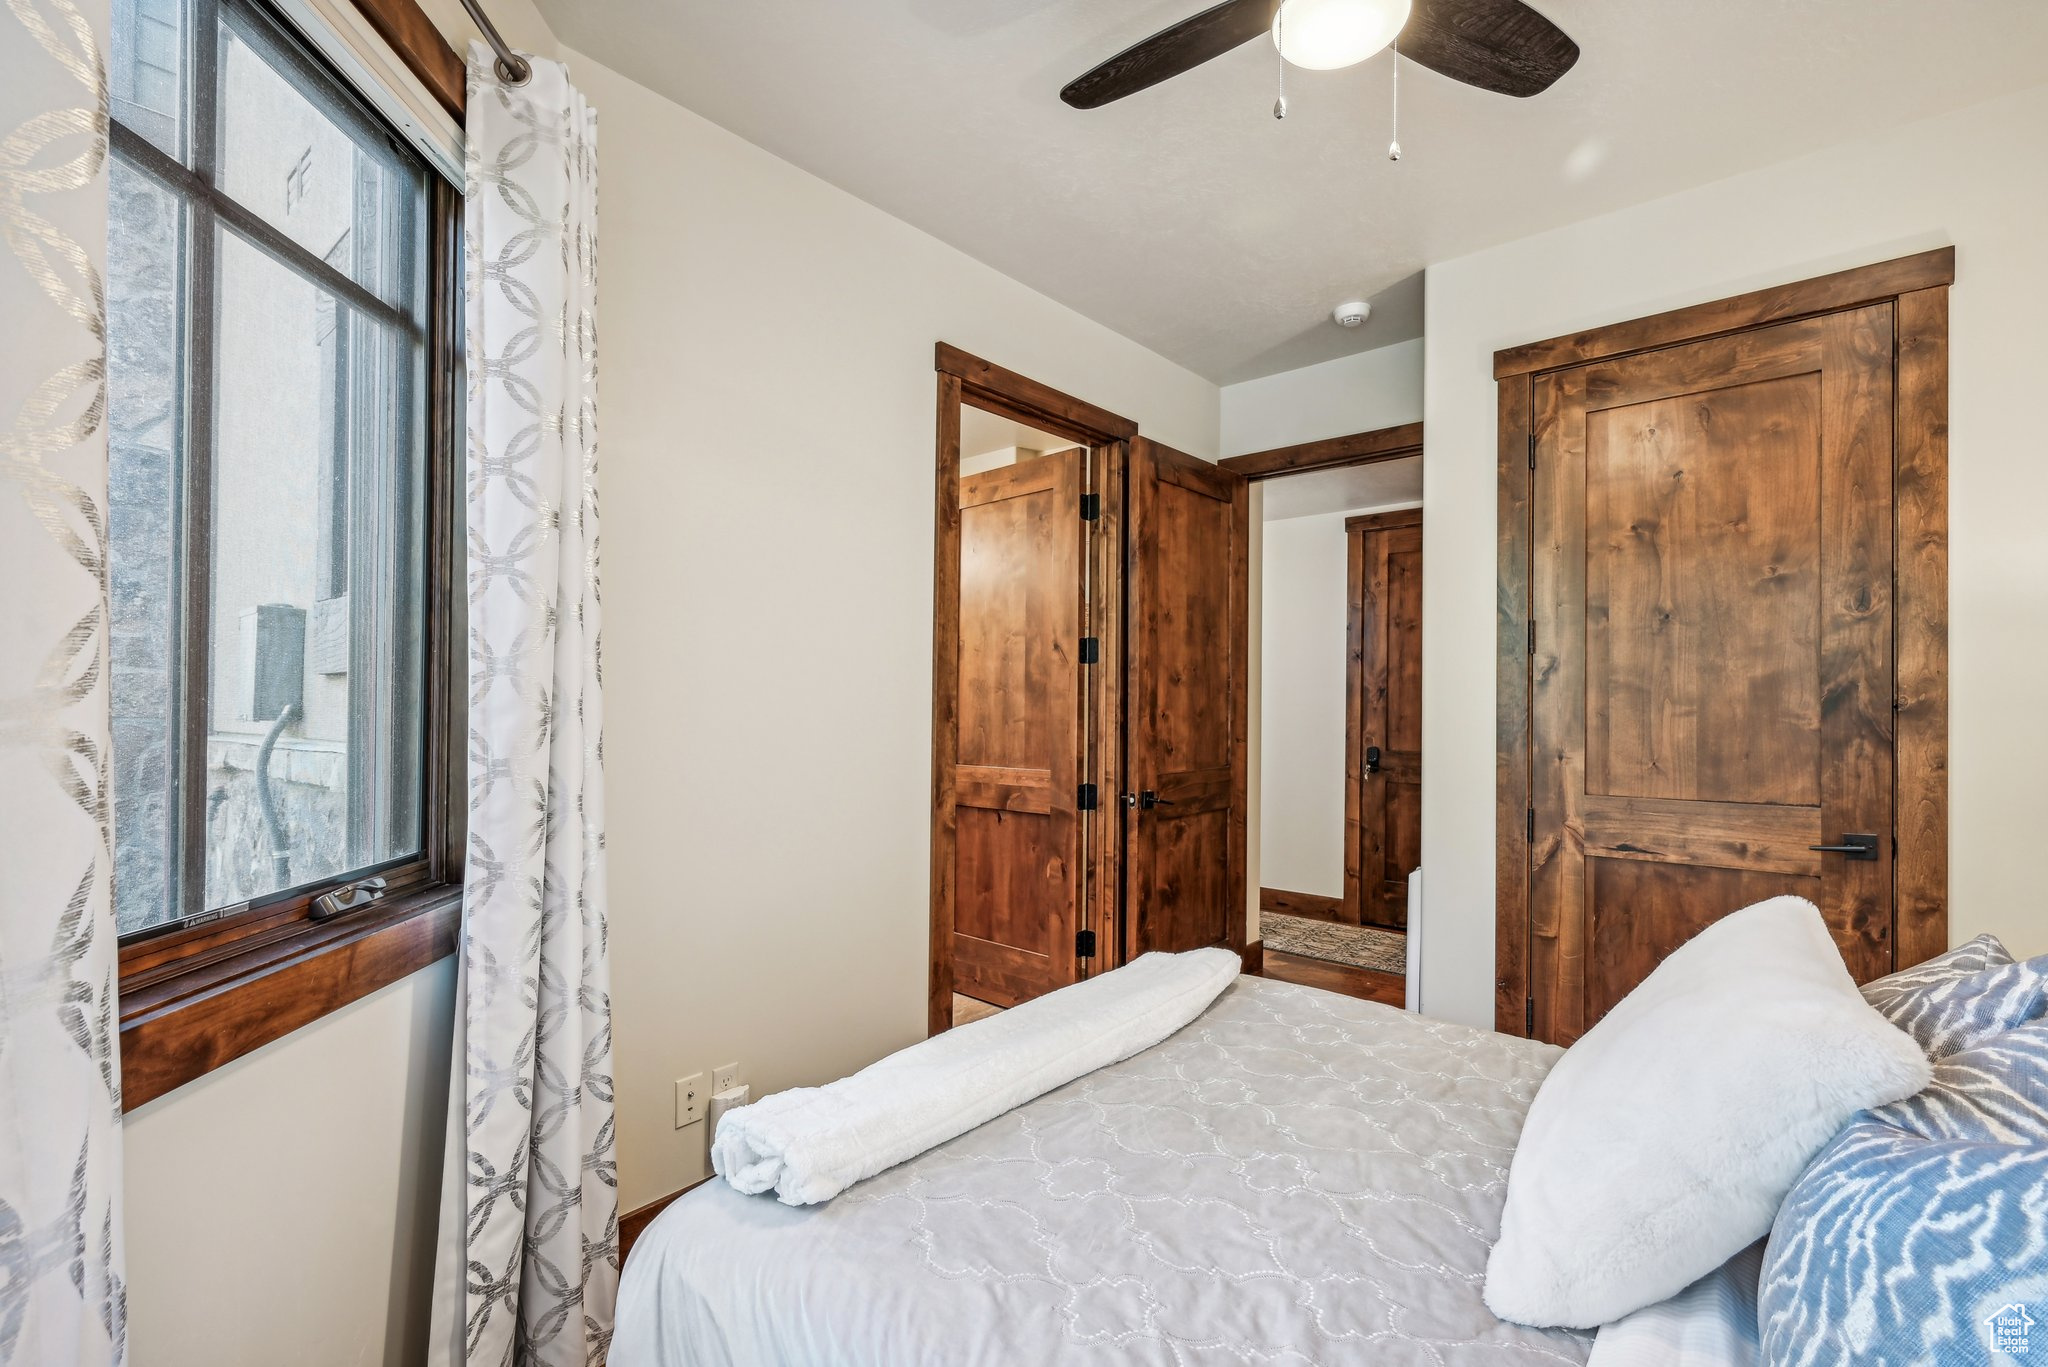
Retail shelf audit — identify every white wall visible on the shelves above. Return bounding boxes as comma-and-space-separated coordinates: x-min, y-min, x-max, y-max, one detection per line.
124, 961, 455, 1366
571, 51, 1217, 1213
958, 442, 1079, 477
1261, 511, 1346, 898
1420, 81, 2048, 1030
1220, 337, 1423, 457
1259, 509, 1363, 897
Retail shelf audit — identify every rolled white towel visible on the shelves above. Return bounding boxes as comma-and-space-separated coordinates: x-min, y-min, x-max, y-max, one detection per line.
712, 947, 1241, 1205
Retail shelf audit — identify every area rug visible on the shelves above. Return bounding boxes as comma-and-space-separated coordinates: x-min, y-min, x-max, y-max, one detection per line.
1262, 913, 1407, 975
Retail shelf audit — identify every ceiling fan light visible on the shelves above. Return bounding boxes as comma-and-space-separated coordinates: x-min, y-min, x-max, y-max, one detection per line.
1272, 0, 1413, 71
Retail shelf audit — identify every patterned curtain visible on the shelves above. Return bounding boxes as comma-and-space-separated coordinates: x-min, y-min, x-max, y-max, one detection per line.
0, 0, 128, 1364
432, 46, 616, 1367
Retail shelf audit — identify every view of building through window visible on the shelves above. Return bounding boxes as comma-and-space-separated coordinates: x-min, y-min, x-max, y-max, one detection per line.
107, 0, 431, 936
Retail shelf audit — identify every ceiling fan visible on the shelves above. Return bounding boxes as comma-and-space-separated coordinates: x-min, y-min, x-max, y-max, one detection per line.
1061, 0, 1579, 108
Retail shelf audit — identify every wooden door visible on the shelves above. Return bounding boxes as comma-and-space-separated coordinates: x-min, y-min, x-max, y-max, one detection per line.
1123, 438, 1249, 957
1347, 510, 1422, 931
953, 449, 1085, 1006
1529, 306, 1896, 1044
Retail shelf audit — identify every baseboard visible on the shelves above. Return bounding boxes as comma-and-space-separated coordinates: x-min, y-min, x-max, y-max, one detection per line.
620, 1176, 713, 1267
1259, 887, 1344, 922
1240, 939, 1264, 975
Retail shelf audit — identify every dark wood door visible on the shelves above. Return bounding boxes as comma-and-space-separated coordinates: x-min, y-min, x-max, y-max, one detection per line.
1347, 510, 1422, 931
1530, 306, 1896, 1044
1122, 438, 1249, 957
953, 450, 1085, 1006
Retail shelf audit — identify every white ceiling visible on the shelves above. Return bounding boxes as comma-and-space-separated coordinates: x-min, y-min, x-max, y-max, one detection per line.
537, 1, 2048, 383
1260, 455, 1421, 521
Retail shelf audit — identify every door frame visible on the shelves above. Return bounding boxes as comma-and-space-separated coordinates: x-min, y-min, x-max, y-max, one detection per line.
930, 344, 1136, 1034
1345, 507, 1423, 931
1217, 421, 1423, 482
1220, 422, 1425, 959
1492, 248, 1953, 1038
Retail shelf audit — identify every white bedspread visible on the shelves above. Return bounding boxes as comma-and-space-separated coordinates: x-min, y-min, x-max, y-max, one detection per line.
616, 976, 1592, 1366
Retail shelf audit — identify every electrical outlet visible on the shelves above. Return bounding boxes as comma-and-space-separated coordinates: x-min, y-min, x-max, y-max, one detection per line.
674, 1072, 706, 1128
708, 1084, 751, 1134
712, 1062, 742, 1094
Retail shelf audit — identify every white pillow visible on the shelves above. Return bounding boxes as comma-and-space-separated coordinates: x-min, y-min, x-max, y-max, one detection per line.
1483, 896, 1930, 1329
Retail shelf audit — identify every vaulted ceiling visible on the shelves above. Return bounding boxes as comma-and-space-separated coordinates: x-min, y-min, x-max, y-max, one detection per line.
535, 0, 2048, 382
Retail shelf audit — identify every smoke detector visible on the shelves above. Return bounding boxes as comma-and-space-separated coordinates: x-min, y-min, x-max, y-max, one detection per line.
1333, 300, 1372, 328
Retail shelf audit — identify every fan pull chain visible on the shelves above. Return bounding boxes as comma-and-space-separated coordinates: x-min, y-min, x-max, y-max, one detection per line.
1273, 2, 1288, 119
1388, 39, 1402, 161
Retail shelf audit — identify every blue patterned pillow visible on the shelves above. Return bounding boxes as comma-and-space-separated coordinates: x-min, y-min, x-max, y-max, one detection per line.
1863, 941, 2048, 1060
1862, 934, 2013, 1012
1759, 1020, 2048, 1366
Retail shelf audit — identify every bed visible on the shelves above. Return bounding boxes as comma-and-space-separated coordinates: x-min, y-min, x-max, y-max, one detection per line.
614, 975, 1591, 1366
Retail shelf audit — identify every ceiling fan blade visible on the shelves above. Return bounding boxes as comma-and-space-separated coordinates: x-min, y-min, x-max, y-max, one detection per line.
1061, 0, 1279, 110
1400, 0, 1579, 97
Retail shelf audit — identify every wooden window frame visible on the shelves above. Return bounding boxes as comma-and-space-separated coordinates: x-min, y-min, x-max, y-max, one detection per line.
115, 2, 468, 1111
350, 0, 466, 119
1492, 247, 1952, 1037
929, 344, 1137, 1036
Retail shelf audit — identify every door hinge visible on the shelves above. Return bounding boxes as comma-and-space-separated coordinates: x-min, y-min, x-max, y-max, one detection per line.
1525, 998, 1535, 1035
1078, 782, 1099, 812
1528, 432, 1537, 469
1080, 492, 1100, 522
1527, 807, 1536, 842
1076, 929, 1098, 959
1528, 620, 1536, 655
1079, 636, 1100, 665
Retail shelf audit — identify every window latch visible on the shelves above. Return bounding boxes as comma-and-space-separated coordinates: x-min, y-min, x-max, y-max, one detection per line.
311, 875, 388, 922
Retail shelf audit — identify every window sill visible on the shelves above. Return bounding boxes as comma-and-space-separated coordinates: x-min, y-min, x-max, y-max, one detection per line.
118, 883, 462, 1111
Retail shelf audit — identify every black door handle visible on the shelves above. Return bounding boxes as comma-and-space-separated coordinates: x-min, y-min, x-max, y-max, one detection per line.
1364, 745, 1382, 776
1809, 834, 1880, 862
1138, 789, 1173, 810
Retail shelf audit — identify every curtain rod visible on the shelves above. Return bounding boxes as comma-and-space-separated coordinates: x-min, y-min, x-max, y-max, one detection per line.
457, 0, 531, 86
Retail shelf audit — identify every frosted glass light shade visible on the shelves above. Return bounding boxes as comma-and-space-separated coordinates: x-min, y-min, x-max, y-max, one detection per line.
1271, 0, 1413, 70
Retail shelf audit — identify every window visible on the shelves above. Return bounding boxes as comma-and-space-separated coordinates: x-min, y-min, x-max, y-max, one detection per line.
107, 0, 458, 985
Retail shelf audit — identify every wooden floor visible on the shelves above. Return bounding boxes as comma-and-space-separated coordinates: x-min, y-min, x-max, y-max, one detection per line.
953, 993, 1003, 1025
1258, 948, 1407, 1006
